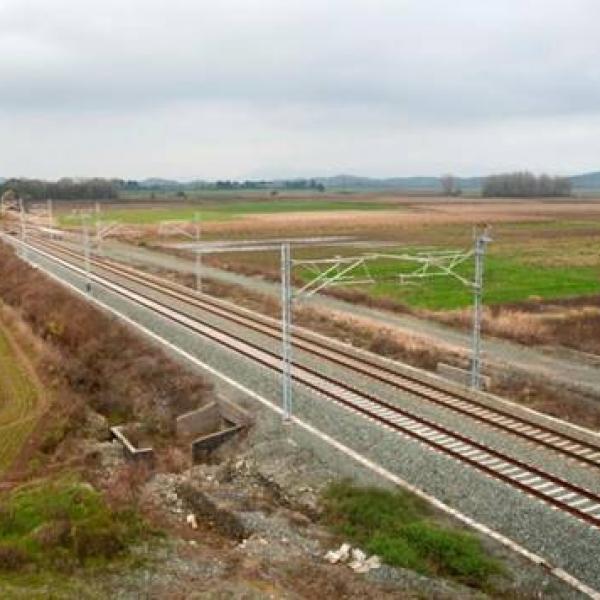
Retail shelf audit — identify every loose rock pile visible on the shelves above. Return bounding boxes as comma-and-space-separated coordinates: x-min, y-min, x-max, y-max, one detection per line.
325, 542, 382, 573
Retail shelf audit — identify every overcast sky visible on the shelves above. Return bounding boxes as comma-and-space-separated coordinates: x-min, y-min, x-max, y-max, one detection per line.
1, 0, 599, 180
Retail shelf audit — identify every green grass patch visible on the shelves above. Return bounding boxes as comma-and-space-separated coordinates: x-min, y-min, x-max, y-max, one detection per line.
0, 476, 147, 574
58, 199, 397, 226
59, 207, 228, 226
321, 481, 501, 588
0, 570, 106, 599
298, 251, 600, 310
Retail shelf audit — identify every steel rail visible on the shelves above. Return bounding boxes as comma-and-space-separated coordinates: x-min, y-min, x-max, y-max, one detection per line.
27, 234, 600, 471
16, 236, 600, 529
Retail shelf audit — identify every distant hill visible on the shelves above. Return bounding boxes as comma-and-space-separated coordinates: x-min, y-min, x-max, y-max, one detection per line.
314, 174, 483, 192
569, 171, 600, 190
314, 174, 440, 190
132, 172, 599, 192
4, 172, 599, 194
315, 172, 600, 192
139, 178, 183, 189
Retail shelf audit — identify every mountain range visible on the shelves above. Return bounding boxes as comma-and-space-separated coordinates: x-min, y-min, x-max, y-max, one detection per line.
3, 172, 600, 191
311, 172, 600, 191
136, 172, 600, 191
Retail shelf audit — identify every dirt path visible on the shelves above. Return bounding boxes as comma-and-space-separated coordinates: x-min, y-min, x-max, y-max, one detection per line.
81, 239, 600, 409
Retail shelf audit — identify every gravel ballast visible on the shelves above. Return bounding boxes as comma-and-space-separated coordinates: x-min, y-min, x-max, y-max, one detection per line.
23, 243, 600, 596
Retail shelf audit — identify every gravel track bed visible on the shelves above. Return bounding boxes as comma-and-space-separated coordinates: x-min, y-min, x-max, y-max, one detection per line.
28, 247, 600, 594
76, 259, 600, 496
48, 237, 600, 446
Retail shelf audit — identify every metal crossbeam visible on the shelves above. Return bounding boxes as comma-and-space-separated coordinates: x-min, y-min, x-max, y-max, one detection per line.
280, 233, 492, 417
158, 220, 197, 239
295, 256, 374, 296
96, 221, 122, 241
293, 249, 474, 295
159, 216, 202, 292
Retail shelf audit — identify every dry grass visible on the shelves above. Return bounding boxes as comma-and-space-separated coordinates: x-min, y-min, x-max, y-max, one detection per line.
104, 463, 151, 509
493, 377, 600, 430
0, 307, 49, 478
110, 197, 600, 244
0, 242, 213, 438
431, 299, 600, 354
431, 307, 551, 346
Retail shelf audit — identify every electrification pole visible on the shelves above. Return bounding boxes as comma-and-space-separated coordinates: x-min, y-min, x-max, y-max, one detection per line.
82, 217, 92, 293
470, 227, 492, 390
19, 198, 26, 260
95, 202, 101, 254
194, 212, 202, 293
47, 198, 53, 240
281, 242, 292, 420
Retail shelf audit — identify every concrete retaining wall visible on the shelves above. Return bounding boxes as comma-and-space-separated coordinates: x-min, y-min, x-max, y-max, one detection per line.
110, 425, 155, 467
191, 425, 244, 462
177, 396, 252, 462
217, 396, 253, 426
176, 401, 221, 438
176, 396, 253, 440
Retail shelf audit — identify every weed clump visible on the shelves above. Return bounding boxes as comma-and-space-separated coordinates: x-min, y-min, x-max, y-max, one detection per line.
0, 476, 147, 572
321, 481, 501, 588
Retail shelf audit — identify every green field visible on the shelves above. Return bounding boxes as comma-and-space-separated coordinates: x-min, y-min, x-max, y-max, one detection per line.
359, 254, 598, 310
58, 198, 398, 226
56, 198, 600, 311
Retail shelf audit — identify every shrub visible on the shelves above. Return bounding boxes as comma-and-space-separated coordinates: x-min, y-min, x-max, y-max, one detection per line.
401, 522, 500, 585
321, 481, 501, 588
0, 543, 28, 570
367, 533, 423, 572
71, 514, 127, 562
104, 463, 150, 509
0, 477, 148, 571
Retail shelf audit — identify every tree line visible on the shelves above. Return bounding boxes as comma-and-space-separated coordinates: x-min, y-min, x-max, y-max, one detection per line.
482, 172, 571, 197
212, 179, 325, 191
0, 178, 121, 201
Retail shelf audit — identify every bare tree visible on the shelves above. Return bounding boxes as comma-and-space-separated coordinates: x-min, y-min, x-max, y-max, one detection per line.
441, 174, 458, 196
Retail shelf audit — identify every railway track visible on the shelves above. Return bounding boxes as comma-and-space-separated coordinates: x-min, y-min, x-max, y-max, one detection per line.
13, 234, 600, 528
26, 234, 600, 472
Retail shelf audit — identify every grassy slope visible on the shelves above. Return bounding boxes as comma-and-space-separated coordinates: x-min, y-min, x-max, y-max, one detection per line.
0, 325, 41, 476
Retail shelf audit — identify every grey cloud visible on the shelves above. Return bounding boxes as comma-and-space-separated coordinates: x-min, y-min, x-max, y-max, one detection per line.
0, 0, 599, 177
